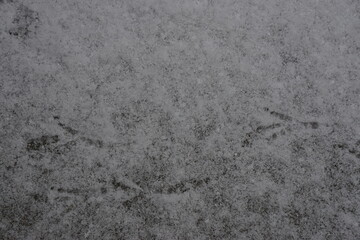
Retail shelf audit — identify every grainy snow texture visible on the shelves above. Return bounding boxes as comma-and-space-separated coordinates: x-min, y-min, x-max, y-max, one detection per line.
1, 0, 360, 239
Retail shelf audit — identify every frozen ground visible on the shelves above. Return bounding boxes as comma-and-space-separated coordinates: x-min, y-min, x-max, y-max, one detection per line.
1, 0, 360, 239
